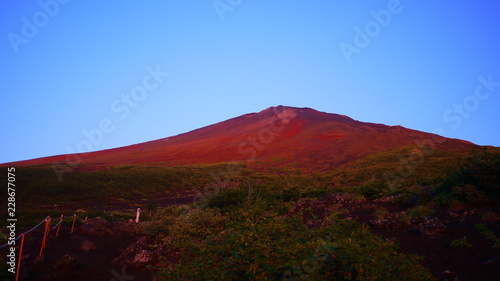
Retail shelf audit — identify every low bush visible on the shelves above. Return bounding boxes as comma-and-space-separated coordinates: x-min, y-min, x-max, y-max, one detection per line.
438, 150, 500, 206
141, 205, 186, 236
155, 208, 433, 280
142, 206, 227, 250
474, 223, 500, 248
407, 205, 435, 218
374, 207, 390, 219
356, 180, 388, 200
165, 208, 227, 248
450, 237, 473, 248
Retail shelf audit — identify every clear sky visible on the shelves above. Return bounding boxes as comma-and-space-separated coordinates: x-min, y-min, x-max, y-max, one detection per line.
1, 0, 499, 164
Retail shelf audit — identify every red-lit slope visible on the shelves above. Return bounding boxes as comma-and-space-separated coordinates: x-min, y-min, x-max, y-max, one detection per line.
4, 106, 476, 169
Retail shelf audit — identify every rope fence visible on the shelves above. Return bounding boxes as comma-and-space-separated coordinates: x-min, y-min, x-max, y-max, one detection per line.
0, 217, 47, 250
1, 208, 142, 280
0, 216, 53, 281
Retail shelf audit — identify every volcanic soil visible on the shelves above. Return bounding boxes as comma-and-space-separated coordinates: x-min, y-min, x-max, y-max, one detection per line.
11, 191, 500, 281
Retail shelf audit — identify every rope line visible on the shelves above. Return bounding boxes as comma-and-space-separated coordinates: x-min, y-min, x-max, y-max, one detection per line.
1, 208, 141, 249
0, 209, 140, 279
52, 214, 77, 230
0, 217, 48, 249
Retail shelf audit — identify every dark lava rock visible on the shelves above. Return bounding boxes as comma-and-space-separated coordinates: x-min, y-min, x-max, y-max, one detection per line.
53, 254, 78, 270
80, 240, 96, 253
83, 218, 114, 237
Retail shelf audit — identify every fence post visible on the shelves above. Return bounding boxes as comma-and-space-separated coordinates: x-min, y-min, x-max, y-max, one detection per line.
39, 216, 51, 256
135, 208, 141, 223
56, 215, 63, 237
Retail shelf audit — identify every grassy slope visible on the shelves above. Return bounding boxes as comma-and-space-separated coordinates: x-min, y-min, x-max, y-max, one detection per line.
2, 146, 495, 223
2, 146, 499, 280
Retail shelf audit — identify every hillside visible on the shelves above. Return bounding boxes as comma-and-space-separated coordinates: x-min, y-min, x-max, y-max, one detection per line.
1, 106, 499, 281
3, 106, 477, 172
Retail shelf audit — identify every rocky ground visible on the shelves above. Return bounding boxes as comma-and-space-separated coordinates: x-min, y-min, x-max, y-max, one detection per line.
289, 193, 500, 281
10, 193, 500, 281
16, 220, 155, 281
9, 191, 195, 281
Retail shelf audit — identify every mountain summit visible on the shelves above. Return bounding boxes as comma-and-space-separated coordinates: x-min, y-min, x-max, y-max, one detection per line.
6, 106, 476, 170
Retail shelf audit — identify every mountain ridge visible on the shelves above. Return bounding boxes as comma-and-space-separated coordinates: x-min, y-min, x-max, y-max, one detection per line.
1, 105, 477, 169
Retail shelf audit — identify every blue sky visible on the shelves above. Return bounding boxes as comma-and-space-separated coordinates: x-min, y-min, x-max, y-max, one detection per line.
1, 0, 499, 164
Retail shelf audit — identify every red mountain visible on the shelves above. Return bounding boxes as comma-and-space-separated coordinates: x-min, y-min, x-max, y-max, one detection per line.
4, 106, 476, 170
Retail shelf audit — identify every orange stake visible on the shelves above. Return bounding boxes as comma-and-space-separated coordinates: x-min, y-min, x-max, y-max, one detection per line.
71, 214, 76, 234
15, 233, 25, 281
56, 215, 63, 237
39, 216, 51, 256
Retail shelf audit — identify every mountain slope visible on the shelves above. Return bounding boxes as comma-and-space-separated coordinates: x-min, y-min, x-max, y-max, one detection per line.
3, 106, 477, 170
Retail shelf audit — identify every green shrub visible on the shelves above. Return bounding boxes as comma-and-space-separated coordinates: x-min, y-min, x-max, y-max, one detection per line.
452, 184, 490, 206
474, 223, 489, 233
356, 180, 388, 200
141, 205, 186, 235
374, 207, 390, 219
105, 209, 136, 222
407, 205, 435, 218
474, 223, 500, 248
451, 237, 473, 248
142, 206, 227, 250
438, 150, 500, 206
280, 187, 301, 202
205, 188, 247, 209
155, 210, 433, 280
166, 208, 227, 247
145, 198, 159, 216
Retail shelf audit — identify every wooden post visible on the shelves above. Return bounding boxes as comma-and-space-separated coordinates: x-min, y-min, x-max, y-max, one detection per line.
135, 208, 141, 223
56, 215, 63, 237
39, 216, 51, 256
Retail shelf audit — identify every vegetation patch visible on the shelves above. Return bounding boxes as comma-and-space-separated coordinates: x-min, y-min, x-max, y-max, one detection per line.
450, 237, 473, 248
